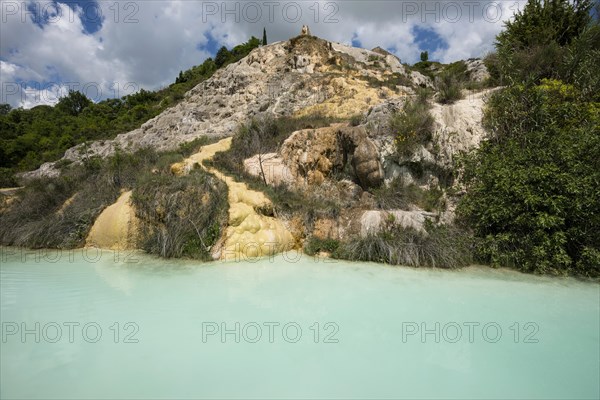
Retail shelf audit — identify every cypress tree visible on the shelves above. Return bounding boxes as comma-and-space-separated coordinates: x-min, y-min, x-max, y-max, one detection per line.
262, 27, 267, 46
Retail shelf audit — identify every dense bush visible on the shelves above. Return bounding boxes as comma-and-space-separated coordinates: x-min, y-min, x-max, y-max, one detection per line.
495, 0, 594, 84
457, 0, 600, 276
458, 81, 600, 276
435, 70, 464, 104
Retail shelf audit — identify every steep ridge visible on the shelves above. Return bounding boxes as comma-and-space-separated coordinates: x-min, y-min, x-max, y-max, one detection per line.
24, 35, 418, 180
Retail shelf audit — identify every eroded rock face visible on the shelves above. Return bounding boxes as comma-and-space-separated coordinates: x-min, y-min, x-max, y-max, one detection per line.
352, 138, 384, 189
358, 210, 435, 237
274, 124, 383, 190
464, 58, 490, 83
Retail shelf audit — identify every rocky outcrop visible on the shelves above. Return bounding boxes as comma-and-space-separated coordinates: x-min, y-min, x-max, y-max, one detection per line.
371, 88, 497, 189
359, 210, 435, 236
351, 136, 384, 189
465, 58, 490, 83
260, 123, 383, 190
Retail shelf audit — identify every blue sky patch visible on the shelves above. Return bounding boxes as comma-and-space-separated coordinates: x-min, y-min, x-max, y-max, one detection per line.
201, 32, 222, 57
27, 1, 103, 34
411, 26, 448, 59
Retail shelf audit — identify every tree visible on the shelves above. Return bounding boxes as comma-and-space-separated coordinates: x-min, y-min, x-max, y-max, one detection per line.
420, 51, 428, 62
495, 0, 594, 82
262, 27, 268, 46
56, 90, 91, 116
0, 104, 11, 116
175, 70, 185, 84
215, 46, 231, 68
497, 0, 593, 50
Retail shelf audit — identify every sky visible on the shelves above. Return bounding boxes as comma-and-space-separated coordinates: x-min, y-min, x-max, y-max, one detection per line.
0, 0, 526, 108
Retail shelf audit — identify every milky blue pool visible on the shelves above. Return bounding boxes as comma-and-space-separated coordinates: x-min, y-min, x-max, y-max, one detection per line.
1, 248, 598, 399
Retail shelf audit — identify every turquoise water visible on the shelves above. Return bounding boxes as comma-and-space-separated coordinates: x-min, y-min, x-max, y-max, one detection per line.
1, 248, 598, 399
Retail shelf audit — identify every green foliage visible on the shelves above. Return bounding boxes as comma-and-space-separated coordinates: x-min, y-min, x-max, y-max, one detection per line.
458, 81, 600, 276
262, 27, 268, 46
334, 222, 473, 268
391, 95, 434, 156
497, 0, 593, 50
350, 114, 363, 126
458, 1, 600, 276
420, 51, 429, 62
373, 178, 445, 212
495, 0, 594, 83
215, 37, 261, 68
304, 236, 340, 256
215, 46, 231, 68
436, 70, 464, 104
56, 90, 92, 116
0, 104, 12, 116
561, 24, 600, 101
483, 52, 502, 86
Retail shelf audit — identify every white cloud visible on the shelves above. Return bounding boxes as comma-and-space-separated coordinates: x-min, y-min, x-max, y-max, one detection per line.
0, 1, 524, 109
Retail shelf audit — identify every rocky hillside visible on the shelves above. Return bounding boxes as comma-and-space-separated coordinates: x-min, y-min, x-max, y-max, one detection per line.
26, 34, 436, 179
10, 30, 496, 264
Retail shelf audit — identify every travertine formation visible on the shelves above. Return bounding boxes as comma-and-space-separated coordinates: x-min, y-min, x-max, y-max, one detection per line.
86, 191, 138, 250
172, 138, 295, 260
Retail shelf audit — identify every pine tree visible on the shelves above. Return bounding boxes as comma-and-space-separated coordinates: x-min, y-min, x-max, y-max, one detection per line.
262, 28, 267, 46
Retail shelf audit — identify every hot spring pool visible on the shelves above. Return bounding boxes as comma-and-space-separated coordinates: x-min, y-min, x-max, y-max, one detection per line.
1, 248, 599, 399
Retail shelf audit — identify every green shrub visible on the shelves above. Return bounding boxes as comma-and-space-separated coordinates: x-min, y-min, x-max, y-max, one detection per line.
436, 70, 464, 104
458, 81, 600, 276
304, 236, 340, 256
391, 97, 434, 156
350, 114, 363, 126
483, 52, 502, 86
495, 0, 594, 84
373, 179, 444, 212
0, 168, 17, 188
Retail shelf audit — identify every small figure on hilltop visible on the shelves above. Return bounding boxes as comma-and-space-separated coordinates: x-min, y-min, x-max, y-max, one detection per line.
301, 25, 311, 36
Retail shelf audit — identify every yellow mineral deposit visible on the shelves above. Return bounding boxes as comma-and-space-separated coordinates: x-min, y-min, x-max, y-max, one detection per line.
86, 190, 138, 250
172, 137, 295, 261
